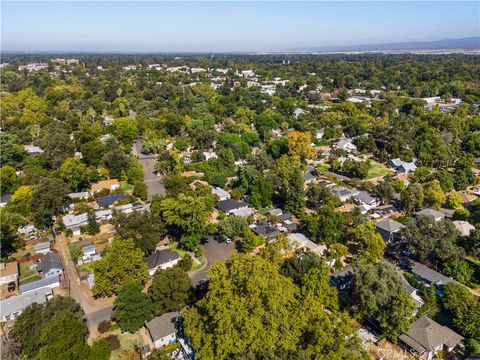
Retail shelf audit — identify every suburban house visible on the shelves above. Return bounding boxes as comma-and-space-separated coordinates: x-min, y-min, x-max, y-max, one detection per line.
78, 245, 101, 265
387, 158, 417, 174
145, 250, 180, 276
34, 241, 51, 255
146, 311, 180, 349
216, 199, 249, 215
452, 220, 475, 237
68, 191, 90, 200
63, 213, 88, 236
250, 221, 279, 240
90, 179, 120, 194
399, 316, 464, 360
17, 224, 36, 238
331, 187, 360, 202
103, 115, 114, 126
0, 262, 18, 285
287, 233, 329, 257
19, 276, 59, 295
24, 144, 44, 155
415, 208, 445, 222
335, 138, 357, 152
96, 193, 129, 208
211, 187, 231, 201
409, 261, 454, 287
0, 288, 49, 322
352, 191, 379, 210
0, 194, 12, 208
37, 252, 64, 278
203, 151, 218, 160
95, 209, 113, 222
375, 219, 405, 243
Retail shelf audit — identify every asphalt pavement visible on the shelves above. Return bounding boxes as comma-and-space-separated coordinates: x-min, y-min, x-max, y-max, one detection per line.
132, 140, 165, 200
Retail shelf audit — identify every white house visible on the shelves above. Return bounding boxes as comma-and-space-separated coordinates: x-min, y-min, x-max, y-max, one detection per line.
63, 213, 88, 236
335, 138, 357, 152
38, 252, 64, 278
203, 151, 218, 160
146, 312, 179, 349
0, 288, 49, 322
211, 187, 231, 201
34, 242, 51, 255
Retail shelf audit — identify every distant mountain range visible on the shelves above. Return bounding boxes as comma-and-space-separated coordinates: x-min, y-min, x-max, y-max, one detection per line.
288, 37, 480, 53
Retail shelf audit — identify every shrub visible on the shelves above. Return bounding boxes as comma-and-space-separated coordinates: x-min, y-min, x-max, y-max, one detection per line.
97, 320, 112, 334
105, 334, 120, 350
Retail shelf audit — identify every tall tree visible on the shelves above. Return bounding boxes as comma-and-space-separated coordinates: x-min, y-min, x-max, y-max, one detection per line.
112, 283, 152, 333
93, 237, 148, 296
285, 167, 305, 216
149, 267, 191, 316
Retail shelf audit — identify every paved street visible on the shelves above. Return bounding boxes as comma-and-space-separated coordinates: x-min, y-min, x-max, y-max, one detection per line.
55, 233, 113, 326
189, 237, 238, 286
132, 140, 165, 200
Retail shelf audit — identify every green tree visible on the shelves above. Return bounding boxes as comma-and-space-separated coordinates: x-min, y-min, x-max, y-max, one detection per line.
93, 237, 148, 296
149, 267, 191, 316
350, 222, 385, 264
133, 180, 148, 200
36, 311, 90, 360
183, 255, 303, 360
445, 194, 463, 209
423, 179, 446, 210
112, 283, 152, 333
240, 228, 265, 252
8, 185, 32, 216
128, 157, 144, 183
218, 216, 248, 239
89, 339, 111, 360
285, 168, 305, 216
0, 165, 18, 194
352, 261, 416, 342
31, 177, 68, 215
111, 117, 138, 146
305, 205, 346, 244
401, 183, 424, 212
59, 157, 89, 191
86, 211, 100, 235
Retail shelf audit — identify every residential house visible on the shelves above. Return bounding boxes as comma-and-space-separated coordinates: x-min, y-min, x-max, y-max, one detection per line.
211, 187, 231, 201
68, 191, 89, 200
331, 187, 360, 202
34, 242, 51, 255
114, 203, 134, 214
96, 193, 129, 208
90, 179, 120, 193
448, 191, 477, 205
399, 316, 463, 360
0, 262, 18, 286
387, 158, 417, 174
24, 144, 44, 155
17, 224, 36, 238
375, 219, 405, 243
335, 139, 357, 152
452, 220, 475, 237
78, 245, 101, 265
415, 208, 445, 222
37, 252, 64, 278
287, 233, 328, 257
409, 261, 454, 287
0, 194, 12, 208
95, 209, 113, 222
216, 199, 249, 215
146, 312, 180, 349
268, 208, 283, 217
352, 191, 379, 211
19, 276, 60, 294
63, 213, 88, 236
250, 221, 279, 240
0, 288, 49, 321
229, 207, 254, 217
145, 250, 180, 276
203, 151, 218, 160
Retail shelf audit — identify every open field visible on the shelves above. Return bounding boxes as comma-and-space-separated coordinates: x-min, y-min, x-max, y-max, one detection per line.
366, 162, 392, 179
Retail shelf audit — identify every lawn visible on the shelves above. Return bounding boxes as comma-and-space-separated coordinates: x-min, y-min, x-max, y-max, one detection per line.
108, 329, 142, 360
366, 162, 392, 179
77, 263, 95, 274
169, 244, 205, 272
19, 262, 41, 285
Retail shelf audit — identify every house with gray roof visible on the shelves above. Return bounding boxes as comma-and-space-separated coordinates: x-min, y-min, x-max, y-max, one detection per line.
399, 316, 463, 360
19, 275, 60, 294
34, 241, 51, 255
352, 191, 379, 209
62, 213, 88, 236
216, 199, 249, 215
375, 219, 405, 243
145, 250, 180, 276
37, 252, 63, 278
331, 187, 359, 202
68, 191, 89, 200
415, 208, 445, 222
335, 138, 357, 152
0, 288, 49, 321
387, 158, 417, 174
211, 187, 231, 201
409, 261, 454, 287
146, 312, 180, 349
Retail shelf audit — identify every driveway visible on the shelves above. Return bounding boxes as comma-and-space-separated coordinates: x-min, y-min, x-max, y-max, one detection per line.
55, 233, 114, 326
189, 237, 238, 286
132, 140, 165, 200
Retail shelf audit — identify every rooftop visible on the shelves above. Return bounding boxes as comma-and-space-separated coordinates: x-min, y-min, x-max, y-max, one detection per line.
38, 252, 63, 273
216, 199, 248, 213
145, 250, 180, 270
0, 288, 48, 319
410, 261, 454, 286
0, 262, 18, 277
146, 312, 179, 341
375, 218, 405, 233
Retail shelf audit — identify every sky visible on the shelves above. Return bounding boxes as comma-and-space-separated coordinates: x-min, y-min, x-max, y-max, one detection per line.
1, 1, 479, 52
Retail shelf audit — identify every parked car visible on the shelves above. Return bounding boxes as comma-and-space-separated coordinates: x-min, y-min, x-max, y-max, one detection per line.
7, 281, 16, 292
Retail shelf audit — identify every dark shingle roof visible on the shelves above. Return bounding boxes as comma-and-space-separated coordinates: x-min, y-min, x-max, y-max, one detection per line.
410, 262, 454, 286
252, 221, 279, 238
96, 193, 129, 208
146, 312, 179, 341
145, 250, 180, 270
399, 316, 463, 353
38, 252, 63, 273
216, 199, 248, 213
376, 219, 405, 233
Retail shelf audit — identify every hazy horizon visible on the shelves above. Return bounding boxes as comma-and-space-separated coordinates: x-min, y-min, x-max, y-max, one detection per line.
2, 1, 479, 52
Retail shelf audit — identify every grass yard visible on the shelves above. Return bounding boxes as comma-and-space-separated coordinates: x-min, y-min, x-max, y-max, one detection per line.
366, 162, 392, 179
169, 244, 205, 272
109, 329, 143, 360
121, 182, 134, 192
77, 263, 95, 274
19, 262, 41, 285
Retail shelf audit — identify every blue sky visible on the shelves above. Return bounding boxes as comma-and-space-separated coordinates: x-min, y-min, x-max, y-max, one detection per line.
1, 1, 479, 52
